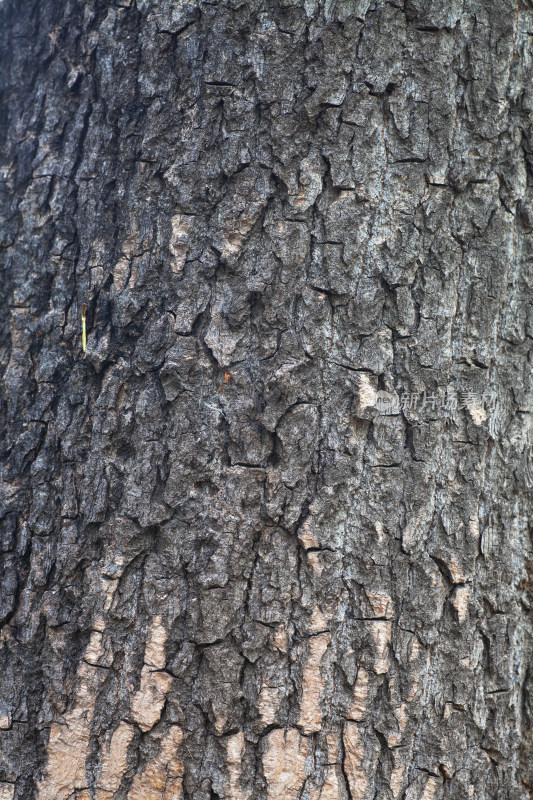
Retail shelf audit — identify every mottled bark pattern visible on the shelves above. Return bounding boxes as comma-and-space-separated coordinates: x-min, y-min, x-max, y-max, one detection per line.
1, 1, 533, 799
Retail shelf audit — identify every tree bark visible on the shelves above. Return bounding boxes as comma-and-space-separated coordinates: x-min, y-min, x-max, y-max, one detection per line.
1, 1, 533, 799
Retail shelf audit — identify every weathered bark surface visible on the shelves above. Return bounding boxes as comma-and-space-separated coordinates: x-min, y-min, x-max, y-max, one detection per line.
1, 1, 533, 799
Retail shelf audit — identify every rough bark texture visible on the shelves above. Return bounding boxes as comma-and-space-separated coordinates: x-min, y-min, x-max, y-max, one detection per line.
1, 1, 533, 799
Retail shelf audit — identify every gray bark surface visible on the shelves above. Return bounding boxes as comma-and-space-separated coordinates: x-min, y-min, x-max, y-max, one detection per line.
1, 1, 533, 799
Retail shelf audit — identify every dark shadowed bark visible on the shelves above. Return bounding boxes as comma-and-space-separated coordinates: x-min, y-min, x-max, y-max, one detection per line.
1, 1, 533, 799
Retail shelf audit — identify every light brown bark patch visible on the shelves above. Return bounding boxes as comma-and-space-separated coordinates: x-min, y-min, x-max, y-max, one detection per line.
226, 732, 247, 800
409, 636, 421, 662
451, 586, 469, 623
297, 632, 330, 733
469, 516, 479, 540
98, 721, 135, 793
298, 515, 319, 549
258, 683, 280, 727
358, 373, 377, 409
371, 621, 392, 674
343, 722, 368, 800
262, 728, 308, 800
127, 726, 183, 800
309, 604, 329, 634
420, 776, 441, 799
448, 554, 465, 583
84, 630, 105, 666
366, 590, 393, 618
37, 661, 104, 800
307, 551, 324, 578
131, 617, 172, 732
144, 616, 167, 670
0, 712, 11, 730
319, 765, 346, 800
387, 702, 408, 747
131, 667, 172, 732
348, 667, 369, 721
390, 761, 405, 799
466, 402, 487, 425
273, 624, 289, 653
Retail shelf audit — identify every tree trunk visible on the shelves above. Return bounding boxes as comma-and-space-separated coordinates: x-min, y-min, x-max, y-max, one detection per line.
1, 1, 533, 799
